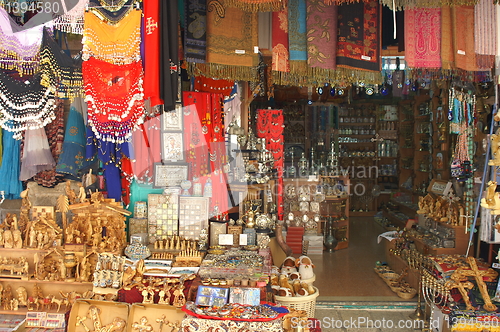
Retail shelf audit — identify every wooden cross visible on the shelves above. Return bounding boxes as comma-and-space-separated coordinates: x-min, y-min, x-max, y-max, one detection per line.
131, 317, 153, 332
455, 257, 499, 311
155, 315, 168, 332
76, 316, 91, 332
445, 278, 475, 311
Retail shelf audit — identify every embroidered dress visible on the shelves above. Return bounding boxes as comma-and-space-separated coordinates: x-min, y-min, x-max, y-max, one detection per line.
88, 0, 137, 24
57, 98, 91, 178
0, 130, 22, 199
0, 70, 56, 138
82, 9, 141, 65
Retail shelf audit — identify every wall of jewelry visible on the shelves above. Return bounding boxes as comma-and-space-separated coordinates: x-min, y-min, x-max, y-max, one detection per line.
283, 179, 323, 236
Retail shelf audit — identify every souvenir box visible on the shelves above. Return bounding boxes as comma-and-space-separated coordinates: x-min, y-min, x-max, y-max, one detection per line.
68, 299, 129, 332
127, 303, 185, 332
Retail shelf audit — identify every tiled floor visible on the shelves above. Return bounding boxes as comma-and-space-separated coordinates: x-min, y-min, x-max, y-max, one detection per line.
307, 217, 421, 331
310, 217, 416, 302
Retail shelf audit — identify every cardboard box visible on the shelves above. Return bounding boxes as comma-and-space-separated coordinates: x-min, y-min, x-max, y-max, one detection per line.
68, 299, 129, 332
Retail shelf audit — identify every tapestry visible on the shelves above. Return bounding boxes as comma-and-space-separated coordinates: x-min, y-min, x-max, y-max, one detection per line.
441, 6, 454, 70
306, 0, 337, 70
404, 8, 441, 68
452, 6, 476, 72
206, 1, 259, 70
185, 0, 207, 63
336, 0, 381, 72
271, 4, 290, 72
288, 0, 307, 61
160, 0, 179, 112
143, 0, 161, 107
474, 0, 496, 69
378, 0, 478, 10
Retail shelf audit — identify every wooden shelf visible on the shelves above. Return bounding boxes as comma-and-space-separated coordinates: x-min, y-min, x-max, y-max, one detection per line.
0, 278, 92, 286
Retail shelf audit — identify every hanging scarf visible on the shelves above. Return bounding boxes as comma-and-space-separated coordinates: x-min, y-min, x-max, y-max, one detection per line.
184, 0, 207, 63
0, 7, 50, 76
143, 0, 161, 107
288, 0, 307, 62
306, 0, 337, 71
474, 0, 496, 70
404, 8, 441, 69
271, 4, 290, 72
53, 0, 88, 34
336, 0, 381, 72
33, 98, 65, 187
452, 6, 477, 72
40, 28, 83, 100
82, 57, 144, 144
0, 130, 22, 199
0, 70, 56, 137
82, 10, 141, 65
378, 0, 478, 10
57, 98, 91, 178
441, 6, 454, 70
88, 0, 137, 24
190, 0, 259, 82
160, 0, 179, 112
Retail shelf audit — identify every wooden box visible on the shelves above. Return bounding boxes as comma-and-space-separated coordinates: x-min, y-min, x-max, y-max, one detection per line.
127, 303, 185, 332
68, 299, 130, 332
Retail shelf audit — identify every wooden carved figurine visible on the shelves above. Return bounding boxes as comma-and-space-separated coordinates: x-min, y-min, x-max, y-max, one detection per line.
489, 133, 500, 166
481, 181, 500, 215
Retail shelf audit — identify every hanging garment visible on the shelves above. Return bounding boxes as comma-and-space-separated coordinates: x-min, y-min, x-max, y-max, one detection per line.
184, 0, 207, 63
82, 56, 144, 145
88, 0, 137, 24
143, 0, 161, 107
0, 130, 22, 199
131, 115, 161, 184
40, 28, 83, 100
82, 9, 141, 65
33, 98, 65, 187
19, 124, 56, 181
0, 70, 56, 138
53, 0, 88, 34
271, 4, 290, 72
159, 0, 179, 111
57, 98, 90, 179
474, 0, 496, 70
306, 0, 337, 70
0, 7, 52, 75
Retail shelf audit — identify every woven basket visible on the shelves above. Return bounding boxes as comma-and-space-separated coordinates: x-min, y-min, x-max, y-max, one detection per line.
274, 286, 319, 318
397, 288, 417, 299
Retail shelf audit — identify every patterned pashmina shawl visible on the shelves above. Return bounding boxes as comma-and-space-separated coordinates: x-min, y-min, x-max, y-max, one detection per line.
190, 0, 258, 82
452, 6, 476, 72
306, 0, 337, 71
404, 8, 441, 68
272, 4, 290, 72
474, 0, 496, 70
185, 0, 207, 63
336, 0, 381, 72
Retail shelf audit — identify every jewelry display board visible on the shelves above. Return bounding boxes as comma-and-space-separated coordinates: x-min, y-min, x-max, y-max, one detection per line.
148, 194, 179, 244
178, 197, 209, 240
153, 163, 188, 188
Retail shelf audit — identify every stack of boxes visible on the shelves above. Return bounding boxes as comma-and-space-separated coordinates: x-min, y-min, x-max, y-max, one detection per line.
286, 226, 304, 255
303, 234, 324, 255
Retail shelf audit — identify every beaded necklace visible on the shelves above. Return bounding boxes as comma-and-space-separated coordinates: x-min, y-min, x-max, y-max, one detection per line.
82, 10, 141, 65
0, 70, 56, 137
39, 28, 83, 100
82, 57, 144, 144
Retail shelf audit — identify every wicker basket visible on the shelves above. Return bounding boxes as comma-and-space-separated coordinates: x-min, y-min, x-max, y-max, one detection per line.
397, 288, 417, 299
274, 286, 319, 318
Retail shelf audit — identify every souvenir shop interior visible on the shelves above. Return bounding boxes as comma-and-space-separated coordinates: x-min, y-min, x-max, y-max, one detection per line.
2, 0, 500, 331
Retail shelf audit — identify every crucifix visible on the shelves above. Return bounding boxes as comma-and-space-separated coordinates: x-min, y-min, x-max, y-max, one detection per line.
158, 279, 172, 304
131, 316, 153, 332
455, 257, 499, 311
156, 315, 168, 332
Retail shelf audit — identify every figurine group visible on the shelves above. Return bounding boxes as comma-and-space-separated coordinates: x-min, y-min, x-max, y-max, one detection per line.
417, 193, 463, 226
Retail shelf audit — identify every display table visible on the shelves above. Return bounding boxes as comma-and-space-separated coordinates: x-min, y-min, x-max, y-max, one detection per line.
180, 316, 284, 332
